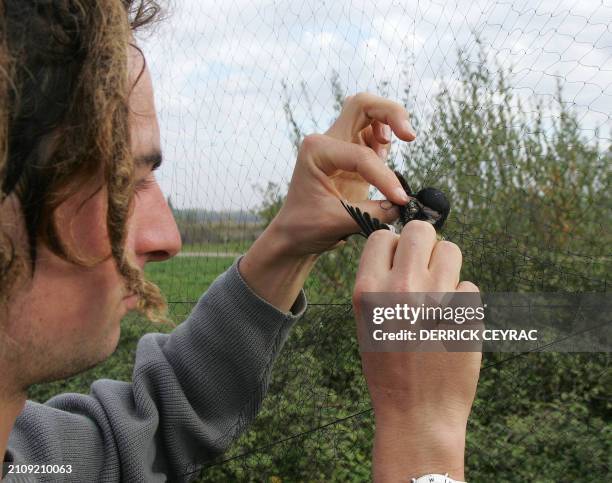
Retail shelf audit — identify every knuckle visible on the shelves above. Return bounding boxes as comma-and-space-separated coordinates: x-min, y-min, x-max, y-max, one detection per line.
387, 277, 405, 292
390, 276, 413, 292
432, 279, 452, 292
438, 240, 462, 257
402, 219, 436, 237
300, 133, 323, 152
387, 265, 426, 292
354, 145, 377, 165
389, 284, 407, 294
353, 276, 377, 300
460, 281, 480, 292
368, 229, 395, 244
353, 91, 371, 106
407, 270, 430, 289
437, 240, 456, 249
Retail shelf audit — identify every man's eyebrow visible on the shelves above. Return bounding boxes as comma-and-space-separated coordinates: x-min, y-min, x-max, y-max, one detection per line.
135, 151, 163, 170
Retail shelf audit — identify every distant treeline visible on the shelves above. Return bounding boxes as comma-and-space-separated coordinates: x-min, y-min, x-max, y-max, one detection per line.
168, 204, 263, 245
170, 205, 261, 224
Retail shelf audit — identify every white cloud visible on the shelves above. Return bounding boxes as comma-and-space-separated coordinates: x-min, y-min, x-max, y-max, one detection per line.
138, 0, 612, 210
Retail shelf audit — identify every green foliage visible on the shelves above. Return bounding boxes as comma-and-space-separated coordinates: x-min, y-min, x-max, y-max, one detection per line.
30, 42, 610, 482
402, 46, 610, 292
255, 181, 285, 227
238, 42, 610, 481
467, 353, 611, 481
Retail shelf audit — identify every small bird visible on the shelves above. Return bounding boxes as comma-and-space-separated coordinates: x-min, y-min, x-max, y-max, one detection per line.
341, 171, 450, 238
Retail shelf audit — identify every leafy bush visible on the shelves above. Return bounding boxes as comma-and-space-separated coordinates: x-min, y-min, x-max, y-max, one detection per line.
31, 41, 610, 482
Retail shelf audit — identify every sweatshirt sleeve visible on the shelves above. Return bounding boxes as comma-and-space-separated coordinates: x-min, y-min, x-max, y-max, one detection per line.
6, 257, 306, 482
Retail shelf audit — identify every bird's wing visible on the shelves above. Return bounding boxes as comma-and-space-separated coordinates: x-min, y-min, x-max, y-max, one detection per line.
341, 200, 391, 238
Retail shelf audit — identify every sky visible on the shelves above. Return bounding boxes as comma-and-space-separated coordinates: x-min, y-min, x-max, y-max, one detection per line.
138, 0, 612, 211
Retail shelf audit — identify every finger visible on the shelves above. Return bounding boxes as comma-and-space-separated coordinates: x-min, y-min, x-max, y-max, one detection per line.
392, 220, 437, 275
351, 200, 399, 225
327, 92, 416, 142
372, 120, 392, 144
454, 281, 484, 338
456, 281, 479, 292
361, 123, 390, 159
364, 99, 416, 142
308, 134, 409, 204
428, 240, 462, 289
357, 230, 399, 280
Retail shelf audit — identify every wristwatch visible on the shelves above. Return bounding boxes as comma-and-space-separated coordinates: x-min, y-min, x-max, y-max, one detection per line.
411, 474, 466, 483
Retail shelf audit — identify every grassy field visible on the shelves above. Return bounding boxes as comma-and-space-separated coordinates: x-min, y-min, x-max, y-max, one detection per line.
180, 241, 252, 254
148, 255, 236, 303
26, 252, 611, 482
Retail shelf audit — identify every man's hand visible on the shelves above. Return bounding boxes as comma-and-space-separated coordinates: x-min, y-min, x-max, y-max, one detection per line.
353, 221, 481, 482
269, 92, 417, 256
240, 93, 416, 311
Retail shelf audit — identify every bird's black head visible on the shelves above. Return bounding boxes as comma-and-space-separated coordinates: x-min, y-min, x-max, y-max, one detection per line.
415, 187, 450, 229
393, 171, 450, 230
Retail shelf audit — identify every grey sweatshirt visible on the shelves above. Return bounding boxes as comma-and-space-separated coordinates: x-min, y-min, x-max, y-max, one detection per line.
3, 258, 306, 482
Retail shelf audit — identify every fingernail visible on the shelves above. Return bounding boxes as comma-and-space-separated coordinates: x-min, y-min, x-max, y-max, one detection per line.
402, 119, 416, 138
377, 147, 388, 159
380, 200, 393, 210
394, 187, 410, 203
382, 124, 392, 142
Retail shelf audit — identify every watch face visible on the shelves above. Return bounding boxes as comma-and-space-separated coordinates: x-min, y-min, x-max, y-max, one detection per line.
413, 475, 462, 483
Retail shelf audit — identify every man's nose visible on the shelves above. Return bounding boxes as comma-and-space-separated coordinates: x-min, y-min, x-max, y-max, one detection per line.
131, 182, 182, 264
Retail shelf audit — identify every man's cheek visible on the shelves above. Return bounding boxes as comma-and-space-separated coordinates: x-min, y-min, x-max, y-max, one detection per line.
57, 188, 112, 260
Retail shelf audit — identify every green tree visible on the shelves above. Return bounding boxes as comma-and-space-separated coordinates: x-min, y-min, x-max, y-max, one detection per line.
403, 46, 609, 292
231, 41, 610, 482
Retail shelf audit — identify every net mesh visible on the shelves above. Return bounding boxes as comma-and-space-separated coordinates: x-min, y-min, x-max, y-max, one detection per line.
135, 1, 611, 480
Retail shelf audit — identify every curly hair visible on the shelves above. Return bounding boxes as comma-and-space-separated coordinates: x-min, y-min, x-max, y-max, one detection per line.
0, 0, 169, 323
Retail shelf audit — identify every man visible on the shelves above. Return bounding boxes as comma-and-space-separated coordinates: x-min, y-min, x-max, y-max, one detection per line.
0, 1, 480, 481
